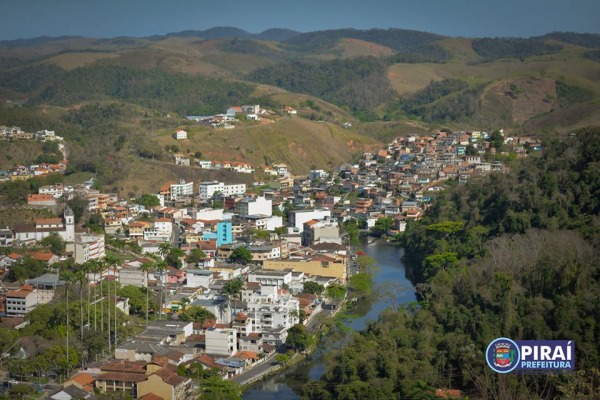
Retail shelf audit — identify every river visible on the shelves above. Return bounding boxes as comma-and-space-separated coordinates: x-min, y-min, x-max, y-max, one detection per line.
242, 238, 416, 399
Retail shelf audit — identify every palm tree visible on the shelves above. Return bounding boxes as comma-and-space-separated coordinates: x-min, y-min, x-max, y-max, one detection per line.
59, 270, 76, 376
140, 261, 155, 326
179, 297, 190, 314
74, 267, 88, 343
82, 262, 93, 328
158, 242, 171, 259
90, 260, 101, 330
154, 261, 168, 319
103, 254, 119, 354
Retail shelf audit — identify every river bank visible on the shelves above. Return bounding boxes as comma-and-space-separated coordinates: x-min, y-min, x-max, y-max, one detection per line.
242, 238, 415, 399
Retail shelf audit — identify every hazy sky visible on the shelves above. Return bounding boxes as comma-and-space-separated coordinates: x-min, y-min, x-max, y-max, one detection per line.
1, 0, 599, 40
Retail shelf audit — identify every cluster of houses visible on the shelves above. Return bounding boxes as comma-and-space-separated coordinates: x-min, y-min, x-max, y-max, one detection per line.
2, 159, 68, 182
0, 126, 64, 142
0, 128, 528, 399
186, 104, 272, 130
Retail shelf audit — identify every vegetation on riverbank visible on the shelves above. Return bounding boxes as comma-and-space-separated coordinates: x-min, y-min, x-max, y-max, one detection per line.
303, 128, 600, 399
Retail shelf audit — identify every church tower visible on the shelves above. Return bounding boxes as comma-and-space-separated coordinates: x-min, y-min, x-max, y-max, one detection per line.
64, 207, 75, 241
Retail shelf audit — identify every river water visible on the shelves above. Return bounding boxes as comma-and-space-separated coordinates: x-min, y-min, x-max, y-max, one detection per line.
242, 238, 416, 399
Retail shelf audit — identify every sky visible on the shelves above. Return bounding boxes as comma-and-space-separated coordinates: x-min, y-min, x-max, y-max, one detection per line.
1, 0, 599, 41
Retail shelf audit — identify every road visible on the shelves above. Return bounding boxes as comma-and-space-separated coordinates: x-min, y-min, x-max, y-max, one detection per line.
231, 351, 283, 385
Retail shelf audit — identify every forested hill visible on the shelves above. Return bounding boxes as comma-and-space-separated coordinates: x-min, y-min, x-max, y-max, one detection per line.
305, 128, 600, 399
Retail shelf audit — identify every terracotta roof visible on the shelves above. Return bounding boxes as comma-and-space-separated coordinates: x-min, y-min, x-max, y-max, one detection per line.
304, 219, 320, 226
202, 319, 217, 329
32, 252, 54, 261
195, 354, 224, 370
36, 218, 62, 225
96, 372, 148, 383
67, 372, 95, 386
235, 351, 259, 360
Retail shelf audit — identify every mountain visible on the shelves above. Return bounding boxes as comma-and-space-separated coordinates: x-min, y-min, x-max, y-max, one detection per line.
0, 35, 83, 48
151, 27, 300, 42
1, 27, 599, 145
284, 27, 444, 53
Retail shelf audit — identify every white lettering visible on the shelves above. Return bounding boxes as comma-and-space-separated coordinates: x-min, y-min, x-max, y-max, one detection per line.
540, 346, 551, 360
522, 346, 532, 360
552, 346, 565, 361
567, 344, 572, 360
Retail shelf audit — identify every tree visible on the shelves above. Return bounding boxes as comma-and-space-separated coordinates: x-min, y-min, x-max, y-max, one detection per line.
286, 324, 314, 352
325, 283, 347, 300
158, 242, 171, 259
67, 196, 88, 223
140, 261, 155, 326
59, 270, 76, 376
221, 279, 244, 299
186, 249, 207, 265
356, 255, 379, 276
349, 273, 372, 294
179, 306, 216, 323
197, 375, 242, 400
373, 216, 393, 235
275, 354, 290, 365
302, 281, 325, 296
490, 130, 504, 148
136, 194, 160, 208
166, 247, 185, 268
119, 285, 151, 316
230, 247, 252, 263
40, 233, 66, 254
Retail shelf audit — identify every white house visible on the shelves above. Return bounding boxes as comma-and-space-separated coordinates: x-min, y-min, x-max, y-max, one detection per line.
199, 181, 246, 200
173, 130, 188, 140
237, 196, 272, 217
205, 328, 237, 356
185, 269, 213, 288
6, 287, 38, 316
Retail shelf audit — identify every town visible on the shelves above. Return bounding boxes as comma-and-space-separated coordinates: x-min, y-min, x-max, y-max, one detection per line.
0, 124, 532, 399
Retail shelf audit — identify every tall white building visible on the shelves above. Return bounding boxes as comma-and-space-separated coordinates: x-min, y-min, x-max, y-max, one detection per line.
66, 233, 105, 264
289, 209, 331, 233
245, 285, 299, 343
199, 181, 246, 200
237, 196, 272, 217
170, 180, 194, 200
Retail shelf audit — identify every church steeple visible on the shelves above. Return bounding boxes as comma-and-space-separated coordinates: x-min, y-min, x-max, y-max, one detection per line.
64, 207, 75, 241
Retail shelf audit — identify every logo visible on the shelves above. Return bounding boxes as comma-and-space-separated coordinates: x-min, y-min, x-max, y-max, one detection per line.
486, 339, 575, 374
486, 338, 520, 373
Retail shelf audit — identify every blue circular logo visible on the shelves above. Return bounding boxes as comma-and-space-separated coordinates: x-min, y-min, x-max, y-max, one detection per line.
486, 337, 520, 373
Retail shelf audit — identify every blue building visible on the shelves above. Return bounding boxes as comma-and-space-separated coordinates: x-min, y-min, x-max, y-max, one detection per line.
217, 221, 233, 247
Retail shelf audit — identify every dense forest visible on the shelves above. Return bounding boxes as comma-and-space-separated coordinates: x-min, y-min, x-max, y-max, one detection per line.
471, 38, 563, 60
0, 64, 255, 115
383, 79, 483, 123
246, 57, 395, 110
304, 129, 600, 399
217, 38, 291, 61
584, 50, 600, 63
284, 28, 444, 53
541, 31, 600, 48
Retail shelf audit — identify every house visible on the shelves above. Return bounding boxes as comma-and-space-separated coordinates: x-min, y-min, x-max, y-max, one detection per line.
283, 107, 297, 115
172, 130, 187, 140
137, 365, 191, 400
49, 385, 91, 400
63, 372, 96, 392
27, 194, 57, 206
6, 286, 38, 316
173, 154, 190, 166
205, 327, 238, 356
